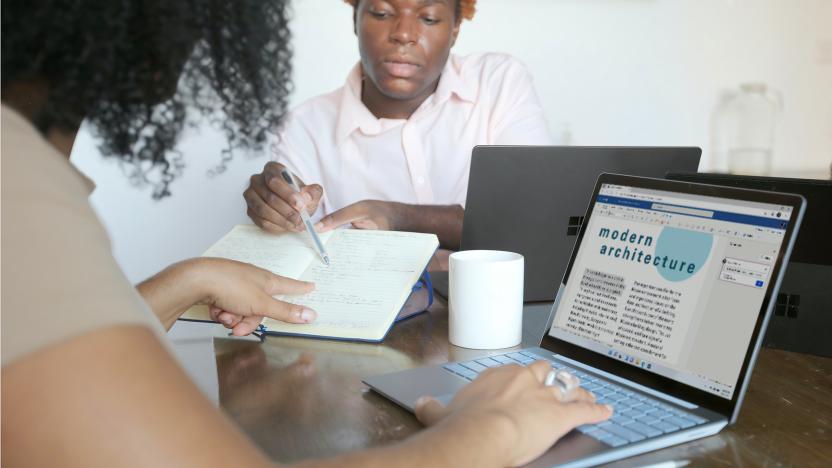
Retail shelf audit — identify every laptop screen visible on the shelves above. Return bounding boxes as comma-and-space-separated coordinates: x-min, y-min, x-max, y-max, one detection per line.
548, 182, 793, 400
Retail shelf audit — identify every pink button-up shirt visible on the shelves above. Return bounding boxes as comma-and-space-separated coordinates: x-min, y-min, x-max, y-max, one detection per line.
272, 53, 553, 218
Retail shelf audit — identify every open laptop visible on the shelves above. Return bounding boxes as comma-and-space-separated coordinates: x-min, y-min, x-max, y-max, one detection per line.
665, 173, 832, 357
432, 146, 701, 302
366, 174, 805, 467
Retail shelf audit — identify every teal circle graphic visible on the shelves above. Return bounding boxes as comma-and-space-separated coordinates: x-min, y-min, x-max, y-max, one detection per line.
654, 227, 712, 282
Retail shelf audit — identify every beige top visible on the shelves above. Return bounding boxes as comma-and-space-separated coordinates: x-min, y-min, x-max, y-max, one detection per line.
1, 105, 165, 366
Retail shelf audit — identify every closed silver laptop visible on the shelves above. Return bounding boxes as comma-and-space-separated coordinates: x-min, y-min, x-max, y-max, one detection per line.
365, 173, 805, 467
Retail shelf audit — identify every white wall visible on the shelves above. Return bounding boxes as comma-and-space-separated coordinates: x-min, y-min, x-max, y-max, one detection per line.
71, 0, 832, 283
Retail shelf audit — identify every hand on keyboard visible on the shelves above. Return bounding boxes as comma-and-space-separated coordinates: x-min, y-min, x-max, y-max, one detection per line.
414, 360, 612, 467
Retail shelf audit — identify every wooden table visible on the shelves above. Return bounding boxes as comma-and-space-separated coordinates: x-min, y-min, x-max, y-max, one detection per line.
215, 299, 832, 467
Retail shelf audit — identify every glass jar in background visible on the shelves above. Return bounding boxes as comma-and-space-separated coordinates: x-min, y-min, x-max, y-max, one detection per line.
712, 83, 783, 175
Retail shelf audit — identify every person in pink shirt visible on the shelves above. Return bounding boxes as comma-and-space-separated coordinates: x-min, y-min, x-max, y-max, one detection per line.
244, 0, 553, 254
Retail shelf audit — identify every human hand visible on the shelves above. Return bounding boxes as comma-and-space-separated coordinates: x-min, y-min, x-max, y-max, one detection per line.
243, 161, 324, 233
196, 258, 317, 335
414, 360, 612, 467
315, 200, 401, 232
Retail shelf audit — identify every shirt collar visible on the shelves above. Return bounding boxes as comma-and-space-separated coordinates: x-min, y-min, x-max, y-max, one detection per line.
432, 53, 477, 106
335, 63, 382, 144
334, 54, 477, 145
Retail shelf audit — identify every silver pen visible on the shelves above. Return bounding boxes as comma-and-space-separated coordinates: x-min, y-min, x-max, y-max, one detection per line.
280, 168, 330, 265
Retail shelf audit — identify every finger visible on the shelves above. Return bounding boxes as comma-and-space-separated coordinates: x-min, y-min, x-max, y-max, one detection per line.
249, 174, 303, 230
260, 218, 289, 234
209, 306, 223, 323
254, 179, 305, 229
247, 207, 274, 233
351, 218, 381, 230
217, 311, 242, 328
315, 203, 365, 232
245, 181, 296, 232
568, 387, 595, 403
527, 360, 554, 382
562, 401, 614, 427
414, 396, 449, 426
263, 162, 309, 213
212, 308, 234, 328
231, 315, 263, 336
257, 296, 317, 324
263, 273, 315, 296
300, 184, 324, 215
549, 385, 593, 404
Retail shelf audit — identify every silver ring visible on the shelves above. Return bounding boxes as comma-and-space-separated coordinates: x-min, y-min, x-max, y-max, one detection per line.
544, 369, 579, 397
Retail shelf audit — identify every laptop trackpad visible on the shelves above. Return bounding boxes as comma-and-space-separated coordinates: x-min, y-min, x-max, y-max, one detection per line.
364, 366, 468, 412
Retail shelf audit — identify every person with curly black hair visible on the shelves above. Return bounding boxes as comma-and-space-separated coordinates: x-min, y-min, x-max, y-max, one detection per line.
1, 1, 610, 466
244, 0, 553, 263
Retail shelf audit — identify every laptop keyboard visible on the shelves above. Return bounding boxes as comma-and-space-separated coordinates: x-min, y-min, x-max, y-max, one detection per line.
443, 350, 707, 448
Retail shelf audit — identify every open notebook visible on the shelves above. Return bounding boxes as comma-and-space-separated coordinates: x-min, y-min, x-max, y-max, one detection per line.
181, 225, 439, 342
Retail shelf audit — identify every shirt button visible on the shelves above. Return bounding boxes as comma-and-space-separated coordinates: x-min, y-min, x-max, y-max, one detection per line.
416, 176, 425, 185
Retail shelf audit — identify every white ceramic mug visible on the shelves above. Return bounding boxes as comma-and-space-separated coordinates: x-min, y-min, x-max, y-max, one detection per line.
448, 250, 524, 349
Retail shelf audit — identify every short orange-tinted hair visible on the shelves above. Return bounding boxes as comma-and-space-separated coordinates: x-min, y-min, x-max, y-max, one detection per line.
344, 0, 476, 21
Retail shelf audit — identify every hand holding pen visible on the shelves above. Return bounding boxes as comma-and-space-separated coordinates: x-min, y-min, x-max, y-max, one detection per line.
244, 161, 325, 235
280, 168, 331, 265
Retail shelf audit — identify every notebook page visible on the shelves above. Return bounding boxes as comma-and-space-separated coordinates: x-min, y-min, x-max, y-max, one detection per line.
202, 224, 333, 278
264, 229, 439, 340
181, 224, 334, 321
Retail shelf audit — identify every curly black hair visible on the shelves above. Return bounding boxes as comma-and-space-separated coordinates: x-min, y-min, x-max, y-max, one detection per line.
1, 0, 293, 198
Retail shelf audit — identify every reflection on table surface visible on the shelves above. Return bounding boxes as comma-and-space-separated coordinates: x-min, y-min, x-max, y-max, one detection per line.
215, 299, 832, 466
